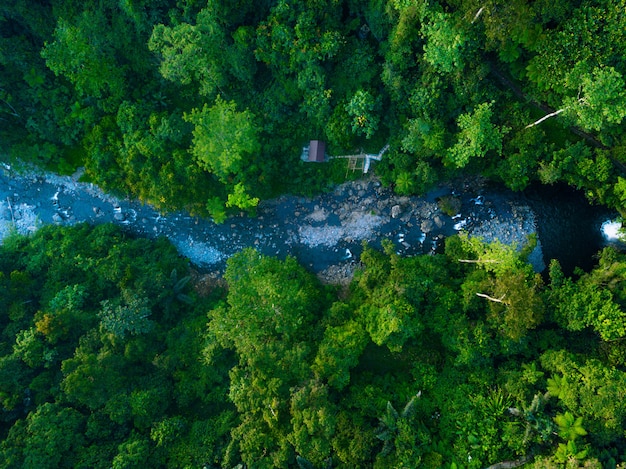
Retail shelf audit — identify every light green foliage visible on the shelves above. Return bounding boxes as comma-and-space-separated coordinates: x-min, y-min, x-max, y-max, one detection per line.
355, 245, 424, 352
312, 320, 368, 390
206, 196, 228, 224
148, 8, 232, 96
548, 254, 626, 341
421, 8, 468, 73
541, 349, 626, 443
555, 412, 588, 441
289, 382, 337, 466
226, 182, 260, 212
446, 103, 508, 168
554, 439, 588, 464
210, 249, 321, 357
457, 234, 545, 340
345, 89, 381, 138
42, 14, 125, 101
565, 66, 626, 131
185, 96, 260, 183
208, 249, 325, 467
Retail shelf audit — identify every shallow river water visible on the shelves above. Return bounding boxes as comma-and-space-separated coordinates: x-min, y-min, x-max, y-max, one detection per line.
0, 164, 621, 279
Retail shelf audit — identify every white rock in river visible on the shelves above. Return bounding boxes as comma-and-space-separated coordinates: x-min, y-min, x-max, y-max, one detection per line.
391, 204, 402, 218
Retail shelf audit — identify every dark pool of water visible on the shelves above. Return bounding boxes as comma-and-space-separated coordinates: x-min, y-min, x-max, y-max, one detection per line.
523, 183, 619, 275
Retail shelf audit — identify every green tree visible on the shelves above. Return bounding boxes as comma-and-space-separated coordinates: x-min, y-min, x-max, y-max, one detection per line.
98, 291, 154, 340
445, 102, 508, 168
226, 182, 260, 213
22, 403, 86, 468
345, 89, 381, 139
421, 7, 468, 74
185, 96, 260, 183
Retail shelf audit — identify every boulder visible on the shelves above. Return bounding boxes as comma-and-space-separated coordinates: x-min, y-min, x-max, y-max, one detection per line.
391, 204, 402, 218
114, 211, 125, 221
420, 219, 434, 233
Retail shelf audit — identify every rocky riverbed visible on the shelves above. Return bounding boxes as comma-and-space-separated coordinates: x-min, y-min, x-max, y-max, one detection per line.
0, 164, 557, 283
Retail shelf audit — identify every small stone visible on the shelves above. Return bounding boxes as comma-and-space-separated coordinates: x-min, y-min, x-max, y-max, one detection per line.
391, 205, 402, 218
114, 212, 125, 221
52, 213, 63, 223
434, 215, 444, 228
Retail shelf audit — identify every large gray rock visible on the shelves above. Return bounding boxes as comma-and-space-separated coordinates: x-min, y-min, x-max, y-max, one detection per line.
420, 219, 434, 233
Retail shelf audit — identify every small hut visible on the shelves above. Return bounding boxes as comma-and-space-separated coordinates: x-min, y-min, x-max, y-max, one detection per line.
301, 140, 326, 162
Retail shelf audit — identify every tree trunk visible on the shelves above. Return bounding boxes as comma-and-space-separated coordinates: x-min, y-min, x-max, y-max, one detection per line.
458, 259, 501, 264
524, 107, 567, 129
476, 292, 509, 304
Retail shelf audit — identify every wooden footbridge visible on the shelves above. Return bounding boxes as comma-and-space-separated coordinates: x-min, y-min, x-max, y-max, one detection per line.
301, 140, 389, 175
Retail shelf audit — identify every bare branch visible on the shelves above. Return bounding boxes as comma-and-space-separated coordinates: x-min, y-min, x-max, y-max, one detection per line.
458, 259, 502, 264
525, 98, 586, 129
524, 107, 567, 129
471, 6, 485, 23
476, 292, 509, 304
0, 98, 20, 118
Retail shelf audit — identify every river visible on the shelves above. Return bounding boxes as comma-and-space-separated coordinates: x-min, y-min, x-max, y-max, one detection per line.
0, 164, 621, 281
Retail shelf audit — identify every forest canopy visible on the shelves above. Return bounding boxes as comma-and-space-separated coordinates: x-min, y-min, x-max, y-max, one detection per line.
3, 0, 626, 219
3, 0, 626, 467
1, 225, 625, 467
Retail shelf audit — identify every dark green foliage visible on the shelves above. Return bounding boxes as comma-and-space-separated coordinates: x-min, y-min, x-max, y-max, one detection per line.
2, 226, 626, 467
4, 0, 626, 214
0, 224, 227, 467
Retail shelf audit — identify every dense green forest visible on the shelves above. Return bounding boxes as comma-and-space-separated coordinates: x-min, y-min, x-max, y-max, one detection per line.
0, 224, 625, 468
3, 0, 626, 467
2, 0, 626, 219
